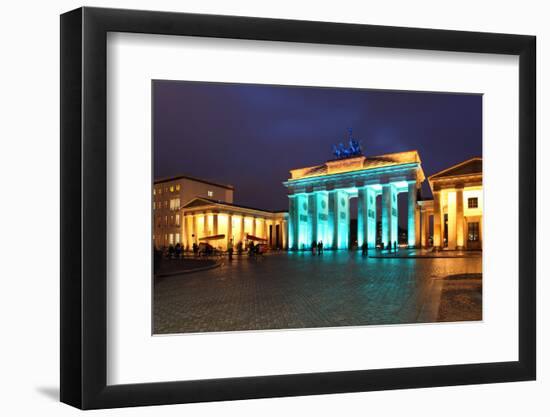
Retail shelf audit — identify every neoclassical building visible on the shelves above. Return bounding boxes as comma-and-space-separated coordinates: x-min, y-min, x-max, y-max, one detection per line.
283, 150, 425, 250
152, 174, 287, 250
419, 157, 483, 250
153, 174, 234, 248
154, 154, 482, 252
180, 198, 287, 251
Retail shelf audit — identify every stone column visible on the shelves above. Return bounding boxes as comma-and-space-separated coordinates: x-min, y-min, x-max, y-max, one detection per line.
203, 213, 208, 237
180, 211, 186, 248
447, 191, 457, 250
407, 182, 417, 248
282, 220, 287, 249
240, 216, 245, 244
263, 218, 268, 241
227, 214, 233, 249
366, 187, 377, 248
382, 184, 397, 249
433, 191, 442, 250
456, 187, 464, 249
329, 190, 339, 250
192, 214, 197, 244
357, 186, 368, 248
316, 192, 329, 246
252, 216, 256, 237
420, 210, 428, 248
213, 213, 218, 236
414, 202, 421, 248
288, 195, 298, 250
309, 193, 318, 246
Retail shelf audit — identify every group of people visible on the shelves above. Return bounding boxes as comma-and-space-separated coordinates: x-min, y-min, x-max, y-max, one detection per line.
167, 243, 184, 259
310, 241, 324, 255
226, 239, 263, 261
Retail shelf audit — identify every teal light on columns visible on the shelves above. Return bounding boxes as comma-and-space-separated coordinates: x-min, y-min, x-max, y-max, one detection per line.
382, 183, 398, 248
335, 190, 349, 249
329, 190, 339, 249
391, 187, 398, 246
366, 187, 377, 248
308, 193, 317, 247
316, 191, 329, 246
407, 181, 417, 247
288, 195, 297, 250
357, 187, 368, 248
296, 194, 309, 250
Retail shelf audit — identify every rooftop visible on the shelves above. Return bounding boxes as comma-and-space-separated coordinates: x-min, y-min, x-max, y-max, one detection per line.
429, 157, 482, 180
182, 197, 287, 215
154, 174, 234, 190
288, 150, 422, 181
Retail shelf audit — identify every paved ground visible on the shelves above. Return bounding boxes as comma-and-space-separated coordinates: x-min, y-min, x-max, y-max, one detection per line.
370, 249, 482, 258
155, 257, 220, 278
153, 251, 482, 334
437, 274, 483, 322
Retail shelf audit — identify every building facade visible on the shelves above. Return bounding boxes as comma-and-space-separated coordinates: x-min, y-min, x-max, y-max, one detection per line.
181, 198, 287, 251
420, 157, 483, 250
283, 151, 425, 250
153, 175, 234, 248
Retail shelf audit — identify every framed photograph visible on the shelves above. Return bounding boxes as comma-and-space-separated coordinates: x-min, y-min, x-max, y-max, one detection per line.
60, 7, 536, 409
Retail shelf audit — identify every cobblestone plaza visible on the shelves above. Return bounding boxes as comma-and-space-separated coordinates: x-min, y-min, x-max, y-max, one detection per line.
153, 252, 482, 334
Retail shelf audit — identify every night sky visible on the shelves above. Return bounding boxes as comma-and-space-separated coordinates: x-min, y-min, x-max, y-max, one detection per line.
153, 81, 482, 221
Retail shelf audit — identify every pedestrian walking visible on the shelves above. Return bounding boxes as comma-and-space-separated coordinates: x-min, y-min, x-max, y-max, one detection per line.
227, 239, 234, 261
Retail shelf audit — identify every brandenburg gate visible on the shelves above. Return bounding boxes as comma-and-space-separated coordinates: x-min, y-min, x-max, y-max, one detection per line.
283, 149, 425, 251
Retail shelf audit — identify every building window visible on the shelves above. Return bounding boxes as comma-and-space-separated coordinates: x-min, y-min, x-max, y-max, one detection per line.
208, 190, 213, 197
169, 234, 174, 245
170, 198, 180, 210
165, 216, 168, 225
158, 188, 162, 195
176, 184, 181, 191
175, 214, 180, 226
468, 222, 480, 241
153, 188, 156, 195
170, 185, 174, 192
175, 233, 180, 244
468, 197, 478, 208
164, 200, 168, 209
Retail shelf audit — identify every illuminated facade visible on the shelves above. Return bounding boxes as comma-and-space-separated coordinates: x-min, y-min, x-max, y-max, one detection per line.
180, 198, 287, 251
153, 175, 234, 248
420, 157, 483, 250
283, 151, 425, 250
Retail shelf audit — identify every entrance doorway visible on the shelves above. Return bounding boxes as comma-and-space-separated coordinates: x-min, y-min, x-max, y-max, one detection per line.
467, 221, 481, 250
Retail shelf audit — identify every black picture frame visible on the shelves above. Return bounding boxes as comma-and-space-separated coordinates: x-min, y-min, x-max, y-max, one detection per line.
60, 6, 536, 410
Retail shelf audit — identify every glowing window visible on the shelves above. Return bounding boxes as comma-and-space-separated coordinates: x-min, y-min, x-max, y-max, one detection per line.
468, 222, 480, 241
468, 197, 478, 208
153, 188, 156, 195
169, 198, 180, 210
176, 184, 181, 191
175, 214, 180, 226
170, 185, 174, 192
208, 190, 213, 197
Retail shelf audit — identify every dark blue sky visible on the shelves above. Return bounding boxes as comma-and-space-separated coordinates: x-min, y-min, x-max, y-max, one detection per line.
153, 81, 482, 213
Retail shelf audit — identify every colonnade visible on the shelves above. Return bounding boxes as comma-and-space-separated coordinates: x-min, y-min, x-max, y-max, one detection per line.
182, 211, 287, 250
288, 180, 420, 251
